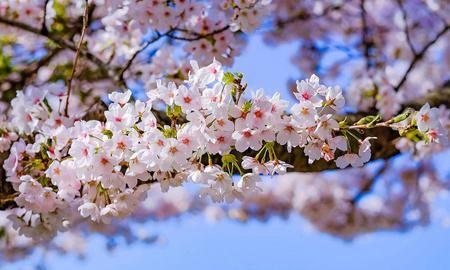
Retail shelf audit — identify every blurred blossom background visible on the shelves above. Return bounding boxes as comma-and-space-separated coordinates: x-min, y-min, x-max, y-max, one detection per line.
4, 34, 450, 270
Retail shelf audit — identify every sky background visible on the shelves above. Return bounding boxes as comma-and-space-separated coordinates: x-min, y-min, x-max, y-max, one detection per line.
4, 35, 450, 270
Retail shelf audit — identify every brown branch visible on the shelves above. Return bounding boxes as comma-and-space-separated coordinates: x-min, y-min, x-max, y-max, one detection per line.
117, 25, 230, 87
1, 48, 63, 106
167, 25, 230, 41
394, 23, 450, 92
270, 125, 399, 173
5, 48, 62, 84
396, 0, 416, 55
351, 161, 389, 205
360, 0, 374, 70
0, 193, 19, 211
0, 16, 107, 74
274, 4, 343, 29
0, 14, 229, 92
404, 83, 450, 109
41, 0, 50, 35
117, 31, 168, 87
64, 0, 89, 117
0, 77, 448, 210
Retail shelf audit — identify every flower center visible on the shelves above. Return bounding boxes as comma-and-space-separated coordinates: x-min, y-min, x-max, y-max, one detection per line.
428, 130, 437, 139
100, 157, 109, 166
254, 111, 263, 118
53, 168, 61, 175
116, 141, 126, 150
285, 125, 294, 132
243, 131, 252, 138
301, 92, 310, 100
183, 96, 192, 104
169, 146, 178, 154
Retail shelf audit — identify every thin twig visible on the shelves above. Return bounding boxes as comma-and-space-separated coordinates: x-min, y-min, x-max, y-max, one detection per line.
168, 25, 230, 41
4, 48, 61, 84
347, 121, 392, 130
360, 0, 374, 70
64, 0, 89, 117
396, 0, 416, 55
274, 4, 342, 29
394, 23, 450, 92
0, 16, 106, 73
118, 31, 168, 87
118, 25, 230, 87
351, 161, 389, 205
0, 193, 19, 210
41, 0, 50, 34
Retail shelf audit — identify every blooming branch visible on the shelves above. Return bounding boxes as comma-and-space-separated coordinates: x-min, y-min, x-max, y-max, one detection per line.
0, 60, 447, 242
0, 0, 449, 258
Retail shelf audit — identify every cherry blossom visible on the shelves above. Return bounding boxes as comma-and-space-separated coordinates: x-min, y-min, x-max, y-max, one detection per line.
0, 0, 448, 258
416, 103, 440, 132
6, 60, 441, 237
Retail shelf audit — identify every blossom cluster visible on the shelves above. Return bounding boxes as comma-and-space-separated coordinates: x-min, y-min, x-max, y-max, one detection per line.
2, 0, 448, 123
266, 0, 450, 116
0, 0, 272, 101
0, 60, 447, 241
87, 0, 271, 65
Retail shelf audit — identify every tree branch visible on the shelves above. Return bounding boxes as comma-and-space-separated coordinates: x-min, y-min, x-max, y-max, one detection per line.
394, 23, 450, 91
0, 16, 107, 75
350, 161, 388, 205
117, 25, 230, 87
1, 86, 449, 210
1, 48, 63, 105
117, 31, 168, 88
167, 25, 230, 41
274, 4, 343, 29
360, 0, 374, 70
396, 0, 416, 55
41, 0, 50, 35
65, 0, 89, 117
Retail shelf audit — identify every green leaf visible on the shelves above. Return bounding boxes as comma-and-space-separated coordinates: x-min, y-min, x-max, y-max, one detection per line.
339, 120, 348, 128
0, 53, 14, 79
173, 104, 182, 117
32, 159, 46, 171
392, 111, 410, 123
234, 72, 244, 80
222, 154, 238, 165
242, 101, 252, 112
42, 98, 53, 113
223, 72, 235, 85
405, 129, 423, 143
102, 129, 113, 139
166, 104, 183, 119
162, 127, 177, 138
354, 115, 379, 126
367, 114, 381, 128
53, 0, 66, 18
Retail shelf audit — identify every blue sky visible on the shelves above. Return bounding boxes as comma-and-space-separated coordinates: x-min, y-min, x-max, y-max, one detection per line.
5, 35, 450, 270
6, 214, 450, 270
